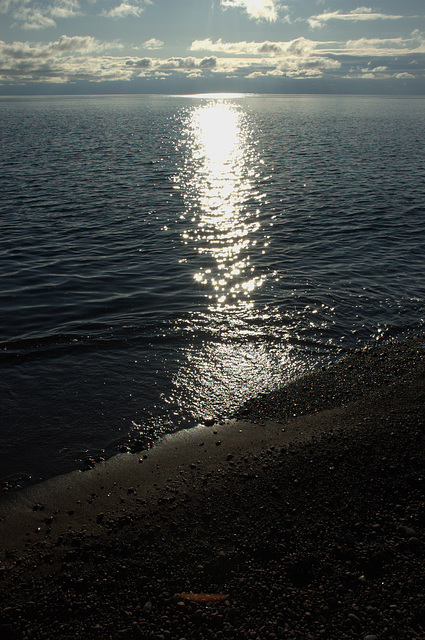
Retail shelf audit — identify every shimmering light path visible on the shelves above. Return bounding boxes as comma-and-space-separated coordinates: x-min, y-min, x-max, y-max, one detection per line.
175, 101, 266, 309
171, 100, 298, 422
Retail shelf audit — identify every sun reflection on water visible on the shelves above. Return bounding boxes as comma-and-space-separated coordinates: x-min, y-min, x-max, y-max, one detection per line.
174, 101, 266, 310
168, 100, 301, 423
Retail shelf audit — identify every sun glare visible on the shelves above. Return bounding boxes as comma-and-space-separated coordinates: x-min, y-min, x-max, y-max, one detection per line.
174, 101, 265, 311
193, 103, 240, 169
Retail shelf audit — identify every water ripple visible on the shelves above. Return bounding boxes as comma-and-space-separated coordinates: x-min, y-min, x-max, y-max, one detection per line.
0, 94, 424, 483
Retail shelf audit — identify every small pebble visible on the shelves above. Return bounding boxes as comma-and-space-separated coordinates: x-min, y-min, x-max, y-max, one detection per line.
143, 601, 153, 613
348, 613, 361, 627
408, 536, 420, 549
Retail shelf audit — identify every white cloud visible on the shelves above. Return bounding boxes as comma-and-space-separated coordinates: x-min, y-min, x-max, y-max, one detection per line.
308, 7, 403, 29
12, 7, 57, 30
50, 1, 81, 19
0, 35, 108, 59
0, 35, 129, 83
1, 40, 220, 81
50, 34, 105, 54
0, 0, 22, 13
190, 37, 314, 58
143, 38, 163, 50
102, 0, 151, 19
366, 65, 388, 72
360, 65, 389, 78
189, 34, 425, 81
190, 37, 341, 77
220, 0, 286, 23
344, 32, 425, 56
3, 0, 82, 29
190, 38, 247, 54
246, 70, 270, 78
0, 28, 423, 89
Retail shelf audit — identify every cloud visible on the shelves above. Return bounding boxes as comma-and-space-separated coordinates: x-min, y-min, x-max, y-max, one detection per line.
157, 56, 217, 70
3, 0, 153, 26
188, 34, 425, 81
127, 56, 218, 73
189, 37, 339, 78
285, 37, 314, 57
102, 0, 151, 19
190, 37, 314, 57
199, 56, 217, 68
1, 29, 423, 90
344, 31, 425, 56
51, 34, 103, 54
0, 39, 220, 83
258, 42, 282, 54
2, 0, 83, 29
126, 57, 152, 68
361, 65, 388, 73
143, 38, 163, 50
49, 0, 81, 19
0, 35, 130, 84
157, 57, 196, 70
190, 38, 247, 54
0, 0, 13, 11
308, 7, 403, 29
0, 35, 108, 60
12, 7, 57, 30
220, 0, 287, 23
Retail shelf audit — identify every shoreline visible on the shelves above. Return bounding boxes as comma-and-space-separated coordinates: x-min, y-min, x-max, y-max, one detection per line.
0, 408, 347, 555
2, 334, 423, 552
3, 332, 425, 494
0, 334, 424, 639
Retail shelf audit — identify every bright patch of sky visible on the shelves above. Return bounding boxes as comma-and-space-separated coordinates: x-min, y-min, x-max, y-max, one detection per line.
0, 0, 424, 93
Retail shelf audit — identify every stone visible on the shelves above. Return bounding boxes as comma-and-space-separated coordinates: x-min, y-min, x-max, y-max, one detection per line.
143, 601, 153, 613
408, 536, 420, 549
348, 613, 361, 627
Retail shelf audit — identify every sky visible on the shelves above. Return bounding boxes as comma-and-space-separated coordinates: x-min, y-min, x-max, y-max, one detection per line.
0, 0, 424, 95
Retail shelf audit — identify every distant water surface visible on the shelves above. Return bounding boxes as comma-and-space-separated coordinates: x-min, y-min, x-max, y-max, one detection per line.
0, 94, 424, 485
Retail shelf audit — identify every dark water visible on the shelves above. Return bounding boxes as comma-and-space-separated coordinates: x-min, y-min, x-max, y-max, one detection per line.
1, 94, 424, 485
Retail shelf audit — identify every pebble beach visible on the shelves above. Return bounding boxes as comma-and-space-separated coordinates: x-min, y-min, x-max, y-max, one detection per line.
1, 334, 425, 640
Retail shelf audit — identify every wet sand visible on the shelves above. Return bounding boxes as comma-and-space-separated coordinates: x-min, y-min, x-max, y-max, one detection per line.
0, 409, 345, 556
0, 335, 424, 639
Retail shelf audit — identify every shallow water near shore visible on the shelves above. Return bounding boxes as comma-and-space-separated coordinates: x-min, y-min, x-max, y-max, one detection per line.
1, 94, 424, 485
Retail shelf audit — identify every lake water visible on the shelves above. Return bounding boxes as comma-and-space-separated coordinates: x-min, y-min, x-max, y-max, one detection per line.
1, 93, 424, 486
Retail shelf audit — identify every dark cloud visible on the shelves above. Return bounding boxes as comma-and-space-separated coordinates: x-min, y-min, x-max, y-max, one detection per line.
199, 56, 217, 68
126, 57, 152, 68
258, 42, 282, 54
